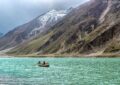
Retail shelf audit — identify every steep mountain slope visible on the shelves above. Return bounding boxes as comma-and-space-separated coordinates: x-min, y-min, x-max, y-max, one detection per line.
8, 0, 120, 56
0, 10, 67, 50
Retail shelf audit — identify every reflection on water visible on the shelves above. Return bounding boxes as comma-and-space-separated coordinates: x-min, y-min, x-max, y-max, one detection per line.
0, 57, 120, 85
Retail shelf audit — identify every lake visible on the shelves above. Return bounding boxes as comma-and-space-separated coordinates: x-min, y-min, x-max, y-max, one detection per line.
0, 57, 120, 85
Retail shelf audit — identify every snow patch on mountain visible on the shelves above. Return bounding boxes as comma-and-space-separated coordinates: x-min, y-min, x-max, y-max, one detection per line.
39, 9, 66, 26
29, 9, 67, 37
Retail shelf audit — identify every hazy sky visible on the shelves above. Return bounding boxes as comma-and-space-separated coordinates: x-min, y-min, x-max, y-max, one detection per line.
0, 0, 89, 33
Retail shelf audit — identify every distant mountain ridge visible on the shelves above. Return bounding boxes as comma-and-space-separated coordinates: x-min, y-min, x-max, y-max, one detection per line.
0, 32, 3, 37
0, 9, 68, 50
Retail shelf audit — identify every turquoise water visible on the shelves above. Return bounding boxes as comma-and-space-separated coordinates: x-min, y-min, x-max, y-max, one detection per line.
0, 58, 120, 85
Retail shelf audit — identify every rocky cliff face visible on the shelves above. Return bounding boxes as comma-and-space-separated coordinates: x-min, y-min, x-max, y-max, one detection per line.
7, 0, 120, 56
78, 0, 120, 54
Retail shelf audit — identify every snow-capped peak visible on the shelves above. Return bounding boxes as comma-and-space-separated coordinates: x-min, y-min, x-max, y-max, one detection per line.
29, 9, 67, 37
39, 9, 67, 27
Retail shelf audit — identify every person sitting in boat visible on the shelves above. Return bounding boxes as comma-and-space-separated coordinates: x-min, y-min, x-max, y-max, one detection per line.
43, 61, 49, 65
43, 61, 46, 65
38, 61, 41, 64
38, 61, 49, 67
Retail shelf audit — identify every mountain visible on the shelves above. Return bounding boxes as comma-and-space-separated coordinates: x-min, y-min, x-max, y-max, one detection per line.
0, 9, 67, 50
29, 10, 67, 37
6, 0, 120, 57
0, 32, 3, 37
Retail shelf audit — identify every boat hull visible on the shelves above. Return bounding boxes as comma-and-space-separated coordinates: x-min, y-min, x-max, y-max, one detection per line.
38, 64, 49, 67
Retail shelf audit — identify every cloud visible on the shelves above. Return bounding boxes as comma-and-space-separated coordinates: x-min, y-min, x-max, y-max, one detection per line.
0, 0, 89, 33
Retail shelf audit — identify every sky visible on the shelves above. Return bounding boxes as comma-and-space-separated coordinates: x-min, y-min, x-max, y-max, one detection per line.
0, 0, 89, 34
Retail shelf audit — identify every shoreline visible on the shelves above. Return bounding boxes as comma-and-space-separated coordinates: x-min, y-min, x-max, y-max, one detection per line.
0, 48, 120, 58
2, 53, 120, 58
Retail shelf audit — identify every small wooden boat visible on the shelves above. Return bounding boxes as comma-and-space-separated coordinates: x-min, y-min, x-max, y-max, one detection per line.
38, 61, 49, 67
38, 64, 49, 67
